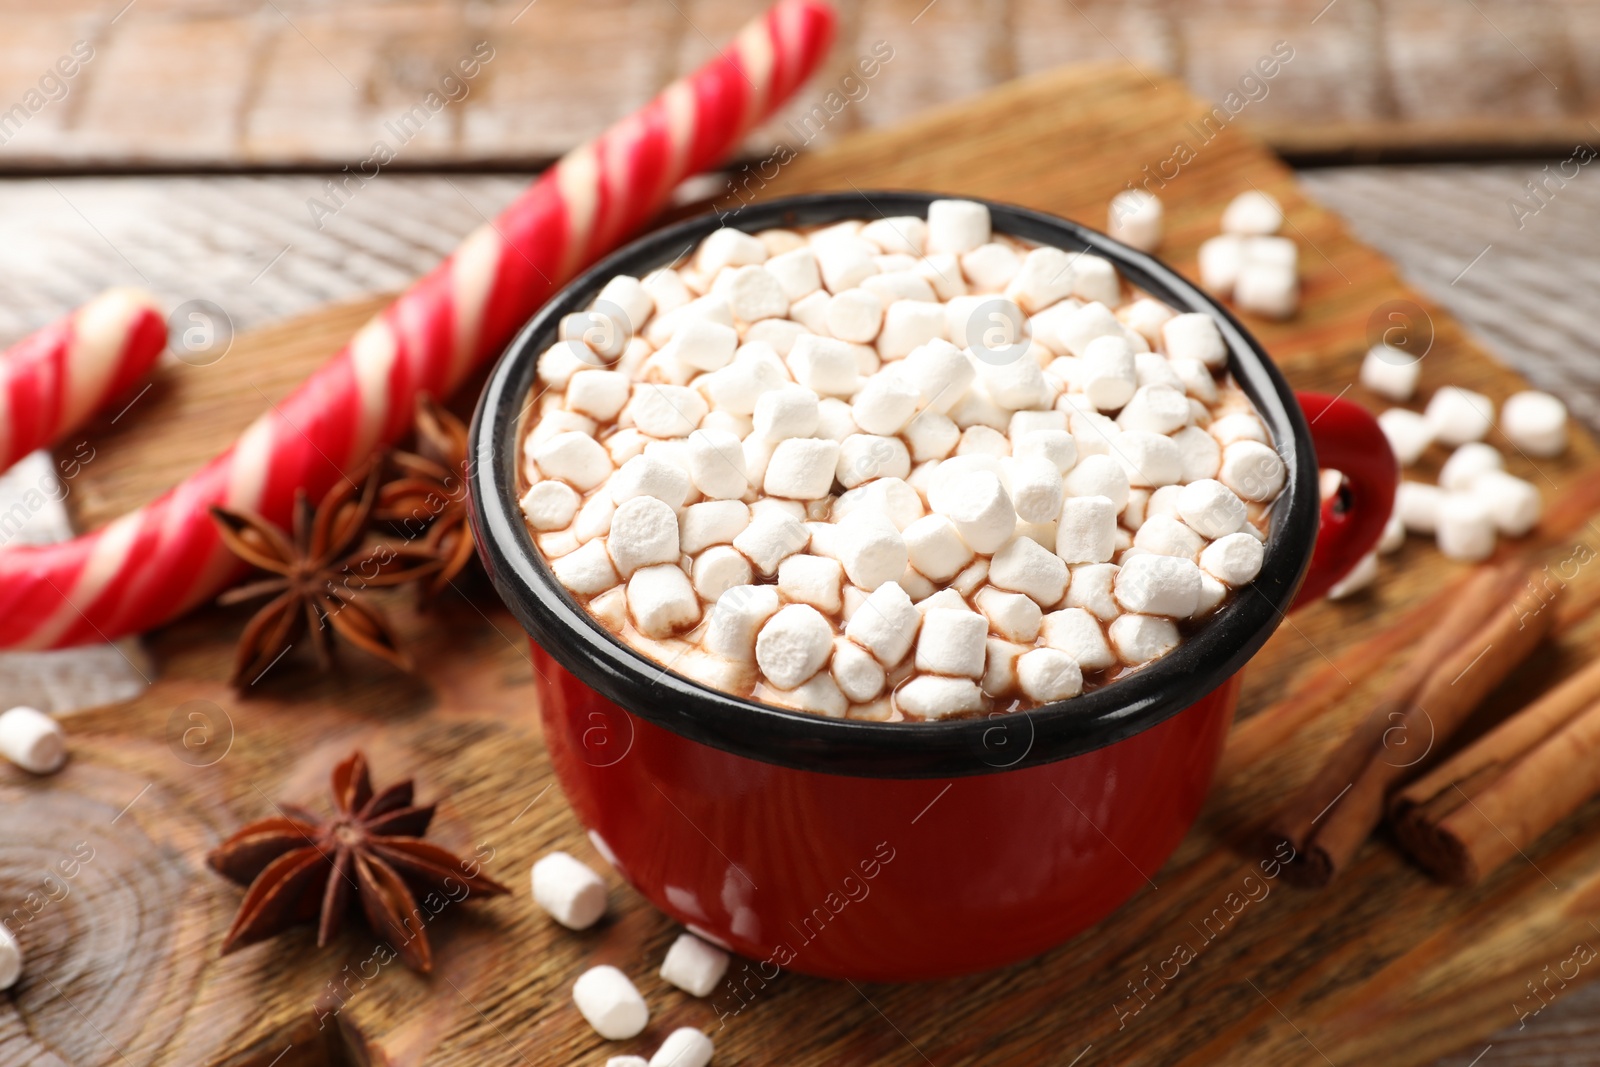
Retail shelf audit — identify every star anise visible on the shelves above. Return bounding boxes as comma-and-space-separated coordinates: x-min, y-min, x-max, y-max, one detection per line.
207, 751, 509, 973
378, 395, 476, 605
210, 461, 442, 687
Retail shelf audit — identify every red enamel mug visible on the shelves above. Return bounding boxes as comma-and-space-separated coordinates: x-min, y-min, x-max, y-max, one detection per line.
469, 193, 1396, 981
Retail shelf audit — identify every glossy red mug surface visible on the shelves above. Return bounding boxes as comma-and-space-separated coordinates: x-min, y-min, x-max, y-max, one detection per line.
469, 194, 1397, 981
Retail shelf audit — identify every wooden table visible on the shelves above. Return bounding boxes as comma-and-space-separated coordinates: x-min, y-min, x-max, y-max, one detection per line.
7, 92, 1600, 1067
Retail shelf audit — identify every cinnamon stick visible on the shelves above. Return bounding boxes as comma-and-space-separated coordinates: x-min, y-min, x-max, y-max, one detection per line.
1392, 657, 1600, 884
1265, 560, 1559, 886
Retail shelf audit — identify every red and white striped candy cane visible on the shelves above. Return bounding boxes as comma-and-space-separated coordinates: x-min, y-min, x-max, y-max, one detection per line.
0, 0, 835, 650
0, 288, 166, 473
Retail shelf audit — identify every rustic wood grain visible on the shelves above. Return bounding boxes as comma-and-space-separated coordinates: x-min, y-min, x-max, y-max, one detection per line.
0, 0, 1597, 171
23, 63, 1600, 1065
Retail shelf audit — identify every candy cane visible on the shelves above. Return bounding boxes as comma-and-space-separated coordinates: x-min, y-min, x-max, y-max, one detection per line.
0, 0, 835, 650
0, 288, 166, 473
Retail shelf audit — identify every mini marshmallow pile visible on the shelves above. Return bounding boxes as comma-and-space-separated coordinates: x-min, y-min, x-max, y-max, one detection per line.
1342, 344, 1568, 594
1198, 191, 1299, 321
532, 850, 723, 1064
521, 199, 1287, 721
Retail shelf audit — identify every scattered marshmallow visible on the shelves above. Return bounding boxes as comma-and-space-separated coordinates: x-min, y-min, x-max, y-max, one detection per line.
531, 851, 607, 930
1436, 493, 1496, 561
650, 1029, 715, 1067
1221, 190, 1283, 235
1501, 390, 1568, 456
573, 965, 649, 1040
0, 706, 65, 775
1198, 235, 1243, 293
0, 923, 18, 990
1396, 480, 1443, 534
1438, 442, 1502, 492
1377, 408, 1434, 467
1107, 190, 1163, 252
1472, 469, 1541, 537
1424, 386, 1494, 446
1328, 550, 1379, 600
1360, 344, 1422, 402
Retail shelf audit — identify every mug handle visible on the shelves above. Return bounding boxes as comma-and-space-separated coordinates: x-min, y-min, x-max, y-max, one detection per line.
1289, 391, 1398, 609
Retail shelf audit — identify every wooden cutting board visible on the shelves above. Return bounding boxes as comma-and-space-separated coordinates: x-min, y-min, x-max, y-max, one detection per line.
12, 63, 1600, 1066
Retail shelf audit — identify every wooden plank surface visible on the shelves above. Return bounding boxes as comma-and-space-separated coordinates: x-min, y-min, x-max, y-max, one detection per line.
0, 0, 1597, 171
14, 63, 1600, 1066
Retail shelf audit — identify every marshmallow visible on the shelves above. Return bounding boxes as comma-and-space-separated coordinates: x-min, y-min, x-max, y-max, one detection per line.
1171, 426, 1222, 482
1108, 614, 1180, 664
1070, 255, 1120, 306
814, 241, 879, 295
533, 432, 614, 491
789, 289, 832, 335
989, 535, 1068, 606
680, 499, 749, 555
714, 264, 789, 323
704, 347, 790, 415
752, 383, 821, 442
852, 373, 922, 435
733, 511, 809, 576
1436, 493, 1496, 561
1118, 385, 1191, 435
691, 545, 751, 601
645, 294, 733, 348
1200, 531, 1265, 586
982, 638, 1025, 696
1360, 344, 1422, 402
531, 851, 607, 930
0, 922, 18, 990
927, 199, 991, 254
788, 334, 860, 397
1017, 648, 1084, 702
1396, 480, 1443, 534
568, 370, 632, 422
1501, 390, 1568, 456
932, 469, 1017, 554
878, 300, 949, 360
975, 586, 1043, 642
837, 434, 911, 489
963, 242, 1023, 292
915, 608, 988, 678
1222, 190, 1284, 235
1471, 469, 1541, 537
833, 638, 887, 701
778, 554, 845, 614
766, 246, 823, 301
816, 396, 861, 442
609, 496, 681, 577
1135, 515, 1204, 559
573, 965, 649, 1040
1115, 553, 1202, 616
862, 216, 928, 255
1218, 441, 1286, 502
1107, 189, 1163, 252
553, 539, 621, 594
950, 557, 990, 597
520, 481, 581, 532
626, 383, 708, 438
756, 604, 835, 689
1425, 386, 1494, 446
833, 477, 925, 531
597, 274, 654, 334
1439, 442, 1502, 491
958, 425, 1011, 458
1078, 335, 1138, 411
1209, 412, 1268, 446
1234, 260, 1298, 319
539, 339, 607, 388
1007, 456, 1065, 524
610, 1059, 648, 1067
1005, 246, 1078, 312
1040, 607, 1115, 670
976, 346, 1051, 410
1377, 408, 1434, 467
1162, 314, 1227, 368
1114, 430, 1183, 489
1056, 494, 1118, 564
642, 268, 693, 316
1014, 429, 1078, 474
764, 438, 842, 500
650, 1030, 715, 1067
0, 706, 66, 775
902, 339, 976, 413
1066, 562, 1120, 621
844, 581, 921, 666
1063, 453, 1131, 511
1198, 234, 1243, 293
627, 564, 700, 638
896, 675, 985, 719
1176, 478, 1247, 539
704, 584, 782, 660
904, 514, 976, 582
835, 513, 910, 590
662, 317, 738, 372
827, 288, 884, 343
686, 428, 750, 500
1328, 550, 1379, 600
